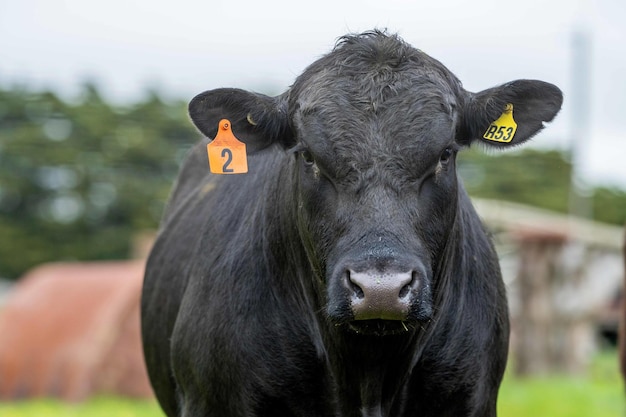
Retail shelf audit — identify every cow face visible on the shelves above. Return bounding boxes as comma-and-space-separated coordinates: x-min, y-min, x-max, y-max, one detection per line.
287, 51, 462, 333
188, 32, 562, 336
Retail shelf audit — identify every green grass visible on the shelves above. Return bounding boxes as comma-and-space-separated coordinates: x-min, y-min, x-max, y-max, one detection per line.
0, 396, 164, 417
1, 351, 623, 417
498, 351, 624, 417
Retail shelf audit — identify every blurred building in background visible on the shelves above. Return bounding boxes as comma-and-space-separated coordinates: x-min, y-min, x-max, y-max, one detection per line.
0, 234, 154, 401
477, 199, 624, 375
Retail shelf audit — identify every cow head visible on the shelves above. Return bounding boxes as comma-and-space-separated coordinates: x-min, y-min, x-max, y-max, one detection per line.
189, 31, 562, 335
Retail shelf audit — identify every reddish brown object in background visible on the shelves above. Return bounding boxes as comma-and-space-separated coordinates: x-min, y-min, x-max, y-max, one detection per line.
0, 260, 153, 401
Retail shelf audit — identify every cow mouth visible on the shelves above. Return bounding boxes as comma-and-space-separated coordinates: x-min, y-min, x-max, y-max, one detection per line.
346, 319, 417, 336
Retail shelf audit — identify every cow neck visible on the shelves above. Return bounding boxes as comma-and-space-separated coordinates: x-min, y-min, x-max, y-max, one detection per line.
405, 197, 463, 374
432, 190, 494, 327
263, 159, 330, 355
322, 326, 418, 417
264, 156, 314, 288
430, 199, 463, 311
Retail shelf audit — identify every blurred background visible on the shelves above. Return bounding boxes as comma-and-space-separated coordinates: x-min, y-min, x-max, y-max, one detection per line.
0, 0, 624, 416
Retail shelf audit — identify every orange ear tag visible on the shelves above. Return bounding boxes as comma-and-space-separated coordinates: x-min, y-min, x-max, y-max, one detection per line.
207, 119, 248, 174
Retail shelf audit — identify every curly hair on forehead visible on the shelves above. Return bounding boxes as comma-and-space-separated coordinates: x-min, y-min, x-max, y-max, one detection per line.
288, 30, 465, 117
333, 29, 411, 67
332, 30, 463, 88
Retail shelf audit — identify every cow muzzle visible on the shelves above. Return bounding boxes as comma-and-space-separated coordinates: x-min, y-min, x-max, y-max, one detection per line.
346, 269, 414, 320
325, 236, 433, 331
337, 258, 429, 322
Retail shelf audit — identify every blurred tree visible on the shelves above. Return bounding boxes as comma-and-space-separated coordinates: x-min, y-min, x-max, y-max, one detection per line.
0, 85, 624, 280
0, 84, 197, 279
458, 148, 572, 213
592, 186, 626, 225
458, 147, 626, 225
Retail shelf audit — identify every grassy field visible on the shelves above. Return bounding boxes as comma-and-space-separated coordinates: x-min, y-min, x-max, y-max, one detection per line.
1, 351, 623, 417
0, 396, 164, 417
497, 351, 623, 417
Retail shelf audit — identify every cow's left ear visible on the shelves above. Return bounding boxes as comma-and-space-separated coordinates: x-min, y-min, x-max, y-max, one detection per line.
458, 80, 563, 148
189, 88, 293, 150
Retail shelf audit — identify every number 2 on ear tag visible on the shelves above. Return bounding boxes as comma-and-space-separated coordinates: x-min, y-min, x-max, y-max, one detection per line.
207, 119, 248, 174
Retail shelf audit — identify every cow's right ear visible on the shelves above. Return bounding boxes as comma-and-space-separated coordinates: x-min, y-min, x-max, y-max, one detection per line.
189, 88, 293, 150
458, 80, 563, 149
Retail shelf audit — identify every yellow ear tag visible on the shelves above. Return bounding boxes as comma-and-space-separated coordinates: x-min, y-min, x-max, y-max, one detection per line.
207, 119, 248, 174
482, 103, 517, 143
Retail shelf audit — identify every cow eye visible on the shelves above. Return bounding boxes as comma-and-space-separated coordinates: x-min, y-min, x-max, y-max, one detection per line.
439, 147, 453, 163
301, 150, 315, 166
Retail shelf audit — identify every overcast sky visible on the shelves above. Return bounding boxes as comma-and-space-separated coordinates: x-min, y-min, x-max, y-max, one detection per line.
1, 0, 625, 188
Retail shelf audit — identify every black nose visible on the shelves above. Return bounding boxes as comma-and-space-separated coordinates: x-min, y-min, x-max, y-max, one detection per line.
346, 268, 418, 321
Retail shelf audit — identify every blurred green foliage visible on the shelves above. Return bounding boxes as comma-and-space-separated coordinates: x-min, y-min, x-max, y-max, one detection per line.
459, 148, 571, 213
458, 148, 626, 225
0, 84, 198, 279
0, 84, 625, 280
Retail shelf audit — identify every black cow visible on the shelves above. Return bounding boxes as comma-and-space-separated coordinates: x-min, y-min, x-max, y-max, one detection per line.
142, 31, 562, 417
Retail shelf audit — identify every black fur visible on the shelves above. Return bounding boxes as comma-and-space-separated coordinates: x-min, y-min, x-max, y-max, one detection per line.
142, 30, 562, 417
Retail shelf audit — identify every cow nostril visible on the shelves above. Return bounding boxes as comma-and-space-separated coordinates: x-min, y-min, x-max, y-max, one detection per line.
398, 270, 417, 299
398, 283, 410, 299
346, 270, 364, 299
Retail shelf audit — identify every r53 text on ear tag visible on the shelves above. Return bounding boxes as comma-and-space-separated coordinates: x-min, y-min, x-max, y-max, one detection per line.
483, 103, 517, 143
207, 119, 248, 174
